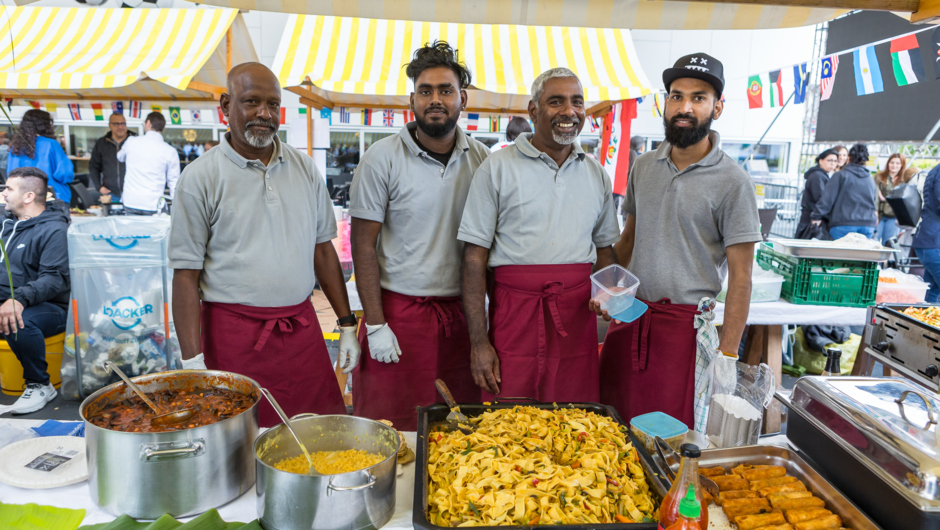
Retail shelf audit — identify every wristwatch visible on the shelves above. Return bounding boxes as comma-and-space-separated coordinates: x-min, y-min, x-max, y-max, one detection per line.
337, 314, 358, 327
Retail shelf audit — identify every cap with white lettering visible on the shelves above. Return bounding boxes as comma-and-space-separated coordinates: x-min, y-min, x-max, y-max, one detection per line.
662, 53, 724, 96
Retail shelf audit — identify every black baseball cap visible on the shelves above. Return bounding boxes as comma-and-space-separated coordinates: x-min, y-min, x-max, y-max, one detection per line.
662, 53, 725, 96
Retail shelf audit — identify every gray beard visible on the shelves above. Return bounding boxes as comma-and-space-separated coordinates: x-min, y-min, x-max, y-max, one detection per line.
552, 131, 578, 145
244, 128, 275, 148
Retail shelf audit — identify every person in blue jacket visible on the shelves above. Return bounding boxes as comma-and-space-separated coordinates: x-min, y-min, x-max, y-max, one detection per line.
913, 163, 940, 303
7, 110, 74, 204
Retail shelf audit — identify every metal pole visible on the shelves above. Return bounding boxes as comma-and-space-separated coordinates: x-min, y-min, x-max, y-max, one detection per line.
740, 91, 795, 167
907, 116, 940, 169
307, 105, 313, 157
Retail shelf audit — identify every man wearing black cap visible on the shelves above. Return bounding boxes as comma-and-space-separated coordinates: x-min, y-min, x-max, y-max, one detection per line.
592, 53, 761, 429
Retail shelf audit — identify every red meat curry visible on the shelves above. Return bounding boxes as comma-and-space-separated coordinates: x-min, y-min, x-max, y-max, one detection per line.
87, 387, 255, 433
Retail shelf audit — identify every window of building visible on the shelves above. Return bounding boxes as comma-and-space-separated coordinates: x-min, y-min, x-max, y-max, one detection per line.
363, 132, 393, 153
162, 127, 217, 162
648, 140, 788, 173
580, 136, 601, 161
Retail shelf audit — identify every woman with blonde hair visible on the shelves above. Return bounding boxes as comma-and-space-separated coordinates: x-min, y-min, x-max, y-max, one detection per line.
875, 153, 908, 244
833, 145, 849, 171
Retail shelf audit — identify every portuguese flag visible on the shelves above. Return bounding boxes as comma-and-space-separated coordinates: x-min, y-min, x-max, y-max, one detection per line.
890, 34, 925, 86
747, 75, 763, 109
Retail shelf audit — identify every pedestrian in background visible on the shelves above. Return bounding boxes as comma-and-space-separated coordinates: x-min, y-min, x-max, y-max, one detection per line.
117, 112, 180, 215
7, 110, 74, 203
89, 113, 135, 203
833, 144, 849, 171
811, 143, 877, 240
795, 148, 839, 239
489, 117, 532, 152
913, 163, 940, 303
874, 153, 908, 245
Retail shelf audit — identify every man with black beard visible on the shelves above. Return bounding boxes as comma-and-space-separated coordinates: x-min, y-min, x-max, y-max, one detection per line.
349, 42, 489, 429
169, 63, 360, 427
592, 54, 760, 428
459, 68, 619, 401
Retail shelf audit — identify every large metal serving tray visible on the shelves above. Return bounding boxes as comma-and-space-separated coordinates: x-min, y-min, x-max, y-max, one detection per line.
413, 400, 670, 530
771, 238, 898, 262
654, 444, 881, 530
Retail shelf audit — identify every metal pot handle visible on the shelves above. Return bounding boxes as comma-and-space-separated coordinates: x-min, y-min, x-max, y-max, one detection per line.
327, 471, 376, 497
140, 440, 206, 462
895, 390, 938, 430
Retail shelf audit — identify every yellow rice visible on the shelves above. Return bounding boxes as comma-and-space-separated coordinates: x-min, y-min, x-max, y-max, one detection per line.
274, 449, 384, 475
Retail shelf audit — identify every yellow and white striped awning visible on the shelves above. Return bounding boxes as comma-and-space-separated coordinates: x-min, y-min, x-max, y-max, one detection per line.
0, 7, 240, 93
273, 15, 655, 104
185, 0, 848, 31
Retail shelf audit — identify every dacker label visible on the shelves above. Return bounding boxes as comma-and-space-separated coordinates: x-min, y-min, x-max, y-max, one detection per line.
103, 296, 154, 330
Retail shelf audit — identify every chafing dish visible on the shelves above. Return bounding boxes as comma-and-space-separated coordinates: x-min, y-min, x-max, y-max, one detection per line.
780, 376, 940, 530
862, 304, 940, 390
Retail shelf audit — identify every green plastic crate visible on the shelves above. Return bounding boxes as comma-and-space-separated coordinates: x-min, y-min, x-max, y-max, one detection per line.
755, 243, 878, 307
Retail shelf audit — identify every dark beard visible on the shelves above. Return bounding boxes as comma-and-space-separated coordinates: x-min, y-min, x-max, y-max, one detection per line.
663, 113, 712, 149
415, 110, 459, 138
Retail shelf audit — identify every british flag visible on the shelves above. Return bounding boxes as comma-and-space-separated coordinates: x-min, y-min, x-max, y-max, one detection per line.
383, 109, 395, 127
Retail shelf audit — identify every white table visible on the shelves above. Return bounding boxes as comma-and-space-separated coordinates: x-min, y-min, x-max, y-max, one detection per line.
0, 420, 418, 528
713, 300, 868, 433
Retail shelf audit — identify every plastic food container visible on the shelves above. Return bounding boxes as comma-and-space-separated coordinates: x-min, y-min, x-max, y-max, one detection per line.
717, 266, 784, 303
590, 264, 640, 317
877, 269, 928, 304
630, 411, 688, 455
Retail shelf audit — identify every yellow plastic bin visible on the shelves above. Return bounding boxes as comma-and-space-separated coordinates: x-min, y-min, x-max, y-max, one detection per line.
0, 332, 66, 396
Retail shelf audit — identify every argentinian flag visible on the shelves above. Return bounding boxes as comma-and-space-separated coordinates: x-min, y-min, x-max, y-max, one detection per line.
853, 45, 884, 96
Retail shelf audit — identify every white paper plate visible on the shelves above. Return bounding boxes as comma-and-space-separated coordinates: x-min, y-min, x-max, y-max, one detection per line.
0, 436, 88, 489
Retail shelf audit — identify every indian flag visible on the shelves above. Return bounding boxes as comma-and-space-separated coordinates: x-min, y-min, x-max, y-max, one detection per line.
890, 35, 925, 86
853, 45, 884, 96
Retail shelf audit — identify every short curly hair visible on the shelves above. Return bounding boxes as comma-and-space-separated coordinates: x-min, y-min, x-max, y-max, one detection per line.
849, 143, 869, 165
405, 41, 472, 89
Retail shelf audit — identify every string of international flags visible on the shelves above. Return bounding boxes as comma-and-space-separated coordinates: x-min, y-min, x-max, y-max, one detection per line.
745, 25, 939, 110
320, 106, 508, 132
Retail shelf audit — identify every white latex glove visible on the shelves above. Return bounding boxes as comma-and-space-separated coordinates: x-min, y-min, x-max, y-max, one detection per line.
337, 325, 361, 374
182, 353, 207, 370
366, 323, 401, 363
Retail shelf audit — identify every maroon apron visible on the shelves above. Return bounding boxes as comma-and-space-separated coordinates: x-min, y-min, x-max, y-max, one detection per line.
201, 300, 347, 428
485, 263, 599, 403
599, 299, 699, 427
352, 289, 478, 431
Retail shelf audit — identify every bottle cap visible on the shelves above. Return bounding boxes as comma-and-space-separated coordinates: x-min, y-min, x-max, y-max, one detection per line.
826, 347, 842, 358
680, 443, 701, 458
678, 484, 701, 519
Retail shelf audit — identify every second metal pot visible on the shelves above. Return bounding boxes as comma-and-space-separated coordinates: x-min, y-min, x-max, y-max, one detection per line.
254, 414, 401, 530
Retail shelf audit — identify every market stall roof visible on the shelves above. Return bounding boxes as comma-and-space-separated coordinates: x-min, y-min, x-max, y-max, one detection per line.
138, 0, 864, 29
272, 15, 655, 113
0, 6, 257, 104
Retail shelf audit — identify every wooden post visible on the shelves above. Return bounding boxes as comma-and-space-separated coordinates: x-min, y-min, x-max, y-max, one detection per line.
306, 105, 313, 157
226, 27, 233, 73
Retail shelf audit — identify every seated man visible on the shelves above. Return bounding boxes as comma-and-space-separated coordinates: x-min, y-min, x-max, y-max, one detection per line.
0, 167, 70, 414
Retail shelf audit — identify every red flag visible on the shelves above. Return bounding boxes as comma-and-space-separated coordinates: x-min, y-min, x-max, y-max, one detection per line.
747, 76, 763, 109
600, 99, 637, 196
217, 106, 228, 126
403, 110, 414, 123
279, 107, 286, 125
27, 101, 40, 109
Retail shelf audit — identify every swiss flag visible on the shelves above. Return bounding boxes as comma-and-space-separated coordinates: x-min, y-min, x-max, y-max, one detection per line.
217, 106, 228, 126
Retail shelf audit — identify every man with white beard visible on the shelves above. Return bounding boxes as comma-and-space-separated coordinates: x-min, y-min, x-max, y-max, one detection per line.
458, 68, 620, 401
168, 63, 361, 426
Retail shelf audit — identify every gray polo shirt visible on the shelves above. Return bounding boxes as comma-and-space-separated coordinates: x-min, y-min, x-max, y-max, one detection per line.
458, 133, 621, 267
624, 131, 761, 305
349, 123, 489, 297
168, 135, 337, 308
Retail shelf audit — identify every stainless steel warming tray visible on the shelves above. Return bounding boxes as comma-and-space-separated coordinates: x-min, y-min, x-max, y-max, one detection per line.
863, 304, 940, 390
779, 376, 940, 530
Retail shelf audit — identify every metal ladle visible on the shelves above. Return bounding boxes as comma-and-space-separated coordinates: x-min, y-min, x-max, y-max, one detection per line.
103, 361, 195, 427
259, 388, 318, 475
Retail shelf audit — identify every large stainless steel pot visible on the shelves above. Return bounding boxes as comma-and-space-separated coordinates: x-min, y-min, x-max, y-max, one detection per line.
80, 370, 261, 518
255, 414, 400, 530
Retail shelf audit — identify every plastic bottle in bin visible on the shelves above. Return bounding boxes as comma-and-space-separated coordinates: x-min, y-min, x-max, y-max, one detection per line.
664, 485, 703, 530
658, 444, 707, 530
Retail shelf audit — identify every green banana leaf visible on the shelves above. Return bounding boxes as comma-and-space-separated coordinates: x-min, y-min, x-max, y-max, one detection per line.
77, 509, 262, 530
0, 502, 86, 530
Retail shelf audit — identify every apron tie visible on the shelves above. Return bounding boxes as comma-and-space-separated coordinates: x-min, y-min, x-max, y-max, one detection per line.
254, 315, 310, 352
541, 282, 569, 339
416, 297, 453, 338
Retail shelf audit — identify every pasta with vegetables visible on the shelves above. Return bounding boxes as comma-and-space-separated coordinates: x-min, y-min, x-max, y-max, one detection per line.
427, 406, 658, 526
